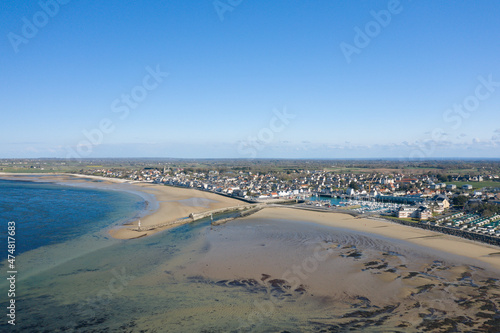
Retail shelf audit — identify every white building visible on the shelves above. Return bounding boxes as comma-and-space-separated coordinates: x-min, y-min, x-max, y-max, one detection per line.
346, 188, 356, 196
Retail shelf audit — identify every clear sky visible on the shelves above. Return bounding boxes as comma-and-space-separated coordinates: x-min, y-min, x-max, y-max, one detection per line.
1, 0, 500, 159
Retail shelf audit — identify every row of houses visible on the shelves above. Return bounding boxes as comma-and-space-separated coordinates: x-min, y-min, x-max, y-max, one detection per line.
86, 167, 500, 206
444, 214, 500, 236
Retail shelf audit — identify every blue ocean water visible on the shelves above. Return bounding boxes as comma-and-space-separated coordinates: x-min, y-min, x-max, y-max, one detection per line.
0, 178, 146, 255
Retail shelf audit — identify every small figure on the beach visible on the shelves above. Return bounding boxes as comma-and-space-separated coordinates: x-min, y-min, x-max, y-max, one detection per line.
138, 220, 141, 231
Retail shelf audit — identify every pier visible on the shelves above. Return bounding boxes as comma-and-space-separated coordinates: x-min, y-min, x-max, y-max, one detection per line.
135, 203, 265, 231
189, 203, 265, 221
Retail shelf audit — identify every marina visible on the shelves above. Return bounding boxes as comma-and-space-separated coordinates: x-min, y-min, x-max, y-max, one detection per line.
308, 195, 406, 215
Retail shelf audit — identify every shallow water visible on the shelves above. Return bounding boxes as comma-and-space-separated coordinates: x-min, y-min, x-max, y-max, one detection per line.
1, 180, 499, 332
0, 178, 146, 254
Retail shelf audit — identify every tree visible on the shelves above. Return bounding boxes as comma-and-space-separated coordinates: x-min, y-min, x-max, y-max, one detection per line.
436, 174, 447, 182
465, 202, 500, 217
452, 195, 468, 208
348, 181, 359, 190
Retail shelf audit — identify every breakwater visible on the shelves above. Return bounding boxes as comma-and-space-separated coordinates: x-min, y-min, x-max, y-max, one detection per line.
134, 204, 266, 232
189, 203, 265, 221
210, 206, 264, 226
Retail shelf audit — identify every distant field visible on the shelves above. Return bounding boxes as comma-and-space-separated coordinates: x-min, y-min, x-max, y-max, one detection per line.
324, 167, 448, 175
1, 169, 41, 173
0, 165, 80, 173
446, 169, 478, 174
447, 181, 500, 189
324, 167, 371, 174
324, 167, 407, 174
0, 169, 56, 174
0, 168, 75, 174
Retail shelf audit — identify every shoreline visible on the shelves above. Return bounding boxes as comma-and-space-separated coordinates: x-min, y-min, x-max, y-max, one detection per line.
2, 173, 499, 270
106, 182, 250, 239
2, 174, 499, 331
0, 173, 248, 240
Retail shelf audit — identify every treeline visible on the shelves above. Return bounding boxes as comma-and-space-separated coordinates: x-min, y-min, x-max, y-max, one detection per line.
452, 196, 500, 217
466, 202, 500, 217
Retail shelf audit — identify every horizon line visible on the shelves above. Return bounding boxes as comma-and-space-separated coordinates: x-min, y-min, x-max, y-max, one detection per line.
2, 157, 500, 161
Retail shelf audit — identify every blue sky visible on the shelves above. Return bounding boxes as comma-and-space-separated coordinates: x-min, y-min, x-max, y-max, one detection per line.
1, 0, 500, 159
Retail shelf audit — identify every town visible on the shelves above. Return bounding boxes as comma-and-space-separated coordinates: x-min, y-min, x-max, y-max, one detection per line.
74, 159, 500, 242
2, 158, 500, 242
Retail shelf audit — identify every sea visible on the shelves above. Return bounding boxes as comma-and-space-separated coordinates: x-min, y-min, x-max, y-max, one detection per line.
0, 177, 498, 332
0, 178, 146, 255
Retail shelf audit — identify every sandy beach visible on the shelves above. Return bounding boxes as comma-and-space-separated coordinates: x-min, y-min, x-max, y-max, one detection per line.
2, 173, 499, 264
108, 182, 246, 239
243, 207, 500, 271
0, 173, 246, 240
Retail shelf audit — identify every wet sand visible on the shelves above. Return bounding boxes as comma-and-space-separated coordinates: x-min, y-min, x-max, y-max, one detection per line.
178, 214, 500, 331
249, 207, 500, 271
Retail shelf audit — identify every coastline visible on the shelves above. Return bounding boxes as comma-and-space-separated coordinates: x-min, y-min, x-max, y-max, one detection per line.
2, 173, 500, 331
0, 173, 248, 240
107, 182, 248, 239
2, 173, 499, 270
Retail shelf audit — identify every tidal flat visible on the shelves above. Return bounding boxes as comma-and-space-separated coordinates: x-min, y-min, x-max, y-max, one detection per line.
2, 215, 499, 332
1, 176, 499, 332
